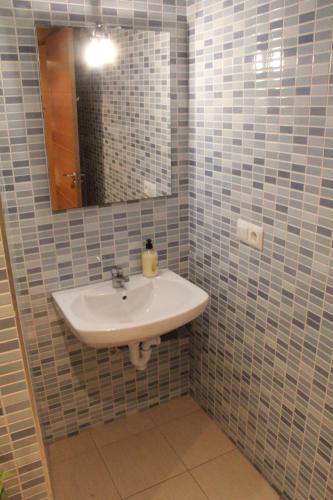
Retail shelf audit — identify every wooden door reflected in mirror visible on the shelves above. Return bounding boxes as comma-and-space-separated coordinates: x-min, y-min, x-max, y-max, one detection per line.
38, 27, 82, 210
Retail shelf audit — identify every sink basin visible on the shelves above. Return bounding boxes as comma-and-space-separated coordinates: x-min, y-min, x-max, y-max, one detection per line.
52, 269, 209, 348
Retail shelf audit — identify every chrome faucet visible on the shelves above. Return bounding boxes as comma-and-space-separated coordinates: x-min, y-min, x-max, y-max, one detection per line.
110, 265, 129, 289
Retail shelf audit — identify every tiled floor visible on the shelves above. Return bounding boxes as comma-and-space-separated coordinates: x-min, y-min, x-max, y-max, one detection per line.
47, 396, 279, 499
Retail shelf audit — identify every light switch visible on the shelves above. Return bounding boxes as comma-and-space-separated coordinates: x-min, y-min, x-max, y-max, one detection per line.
237, 219, 263, 251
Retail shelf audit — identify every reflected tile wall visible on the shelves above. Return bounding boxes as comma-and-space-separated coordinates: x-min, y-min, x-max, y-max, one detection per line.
76, 28, 171, 204
188, 0, 333, 499
0, 0, 189, 443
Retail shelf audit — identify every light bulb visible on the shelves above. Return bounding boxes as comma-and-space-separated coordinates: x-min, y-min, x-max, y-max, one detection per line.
84, 34, 117, 68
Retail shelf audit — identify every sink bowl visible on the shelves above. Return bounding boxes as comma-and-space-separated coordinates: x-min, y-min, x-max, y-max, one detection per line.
52, 270, 209, 348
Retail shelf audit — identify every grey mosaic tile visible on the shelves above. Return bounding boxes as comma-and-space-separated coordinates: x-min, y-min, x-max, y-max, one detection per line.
188, 0, 333, 499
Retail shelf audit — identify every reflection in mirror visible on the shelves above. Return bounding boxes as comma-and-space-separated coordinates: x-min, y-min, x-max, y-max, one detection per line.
36, 25, 171, 211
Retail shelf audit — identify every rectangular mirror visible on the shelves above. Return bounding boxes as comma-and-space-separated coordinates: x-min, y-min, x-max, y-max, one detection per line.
36, 25, 171, 210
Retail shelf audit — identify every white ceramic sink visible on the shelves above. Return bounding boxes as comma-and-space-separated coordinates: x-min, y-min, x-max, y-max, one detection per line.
52, 270, 209, 349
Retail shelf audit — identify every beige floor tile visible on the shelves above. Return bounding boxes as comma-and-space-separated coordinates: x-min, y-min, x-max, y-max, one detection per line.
91, 411, 155, 448
146, 396, 200, 425
100, 428, 186, 498
51, 448, 120, 500
127, 472, 207, 500
48, 430, 96, 465
192, 449, 279, 500
159, 409, 235, 469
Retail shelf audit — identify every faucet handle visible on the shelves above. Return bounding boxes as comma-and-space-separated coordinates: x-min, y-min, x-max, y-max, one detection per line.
110, 265, 129, 288
110, 265, 123, 277
110, 265, 129, 281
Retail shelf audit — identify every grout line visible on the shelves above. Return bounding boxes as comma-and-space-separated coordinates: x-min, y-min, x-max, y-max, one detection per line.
88, 424, 126, 498
189, 446, 237, 473
154, 425, 189, 471
149, 401, 201, 426
161, 430, 237, 474
122, 471, 190, 499
108, 424, 210, 500
89, 421, 157, 449
95, 425, 194, 499
88, 401, 201, 498
189, 448, 281, 499
154, 408, 202, 428
48, 434, 124, 499
156, 408, 237, 473
188, 471, 210, 499
93, 437, 124, 499
188, 449, 239, 500
88, 401, 198, 451
48, 396, 195, 453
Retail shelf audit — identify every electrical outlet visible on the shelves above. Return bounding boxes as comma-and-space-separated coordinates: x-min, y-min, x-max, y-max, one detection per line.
247, 222, 264, 250
237, 219, 263, 251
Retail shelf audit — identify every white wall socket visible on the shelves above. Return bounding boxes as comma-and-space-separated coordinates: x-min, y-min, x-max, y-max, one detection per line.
237, 219, 263, 251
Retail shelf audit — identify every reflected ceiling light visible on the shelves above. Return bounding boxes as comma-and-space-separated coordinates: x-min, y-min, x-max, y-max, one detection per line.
84, 24, 117, 68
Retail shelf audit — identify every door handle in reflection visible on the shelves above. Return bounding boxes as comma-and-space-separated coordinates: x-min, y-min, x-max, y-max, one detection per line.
63, 172, 86, 188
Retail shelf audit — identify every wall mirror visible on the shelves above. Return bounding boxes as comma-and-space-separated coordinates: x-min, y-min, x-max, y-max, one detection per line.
36, 25, 171, 210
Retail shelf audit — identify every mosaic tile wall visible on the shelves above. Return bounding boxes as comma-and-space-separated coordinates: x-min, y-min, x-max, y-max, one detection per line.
0, 0, 189, 443
187, 0, 333, 499
76, 28, 171, 204
0, 214, 50, 499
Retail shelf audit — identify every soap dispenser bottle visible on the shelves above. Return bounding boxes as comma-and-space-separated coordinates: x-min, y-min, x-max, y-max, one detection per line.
142, 238, 159, 278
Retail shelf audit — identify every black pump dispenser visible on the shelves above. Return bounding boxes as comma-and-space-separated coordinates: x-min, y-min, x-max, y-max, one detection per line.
145, 238, 153, 250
